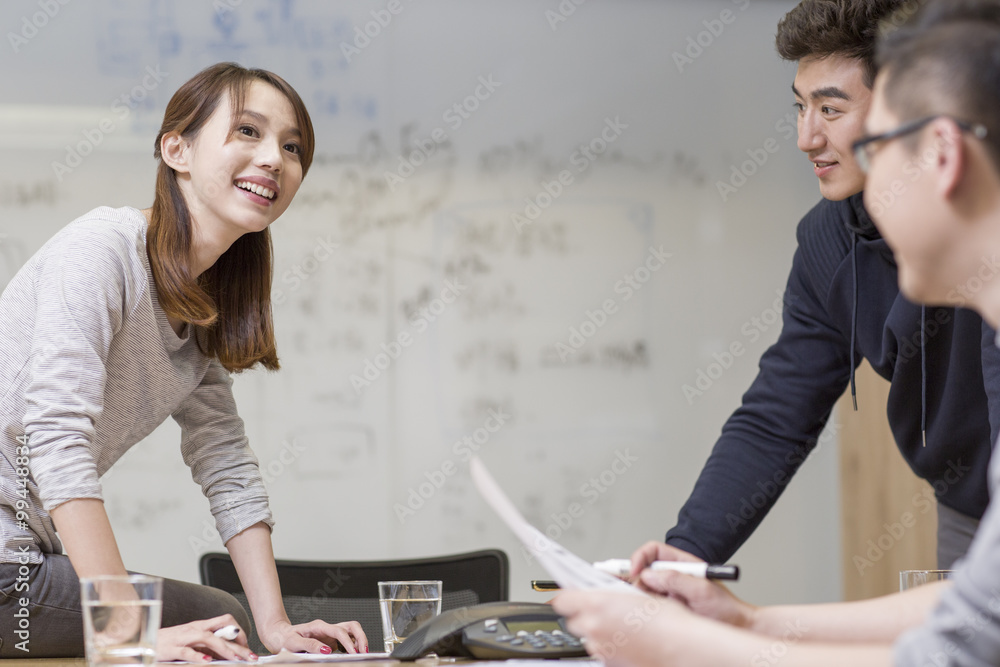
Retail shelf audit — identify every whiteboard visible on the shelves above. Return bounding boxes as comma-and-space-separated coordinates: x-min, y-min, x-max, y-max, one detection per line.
0, 0, 842, 607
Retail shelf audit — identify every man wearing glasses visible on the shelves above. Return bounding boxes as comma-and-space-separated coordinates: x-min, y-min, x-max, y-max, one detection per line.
632, 0, 1000, 577
559, 4, 1000, 664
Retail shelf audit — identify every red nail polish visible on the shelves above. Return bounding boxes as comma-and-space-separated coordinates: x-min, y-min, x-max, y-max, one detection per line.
249, 654, 258, 661
320, 646, 332, 655
203, 655, 212, 662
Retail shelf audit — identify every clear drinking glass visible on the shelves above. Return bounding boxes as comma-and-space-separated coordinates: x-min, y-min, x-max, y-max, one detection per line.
81, 575, 163, 667
899, 569, 954, 591
377, 580, 442, 654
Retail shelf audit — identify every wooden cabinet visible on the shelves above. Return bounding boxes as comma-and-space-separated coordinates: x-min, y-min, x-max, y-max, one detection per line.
838, 361, 937, 600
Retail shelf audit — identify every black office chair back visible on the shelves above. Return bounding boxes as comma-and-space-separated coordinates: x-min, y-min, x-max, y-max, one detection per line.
199, 549, 509, 654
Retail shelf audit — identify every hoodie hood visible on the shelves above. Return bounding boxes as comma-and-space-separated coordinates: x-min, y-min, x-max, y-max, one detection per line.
846, 192, 882, 241
845, 191, 927, 447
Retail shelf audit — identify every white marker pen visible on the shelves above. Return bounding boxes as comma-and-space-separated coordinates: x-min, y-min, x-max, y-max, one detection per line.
214, 625, 241, 641
593, 559, 740, 581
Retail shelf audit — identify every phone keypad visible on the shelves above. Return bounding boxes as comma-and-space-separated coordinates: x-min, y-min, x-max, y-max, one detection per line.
463, 614, 589, 659
490, 624, 583, 650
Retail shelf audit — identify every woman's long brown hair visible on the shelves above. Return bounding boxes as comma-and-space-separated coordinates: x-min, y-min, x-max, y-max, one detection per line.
148, 63, 314, 372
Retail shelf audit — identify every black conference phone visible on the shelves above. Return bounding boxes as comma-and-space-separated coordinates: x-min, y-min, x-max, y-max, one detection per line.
389, 601, 588, 660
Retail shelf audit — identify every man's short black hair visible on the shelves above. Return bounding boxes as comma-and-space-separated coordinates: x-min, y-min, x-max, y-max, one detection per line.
876, 0, 1000, 170
776, 0, 911, 88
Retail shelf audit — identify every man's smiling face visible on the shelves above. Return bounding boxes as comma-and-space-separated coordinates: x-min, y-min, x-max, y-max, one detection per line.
793, 54, 872, 201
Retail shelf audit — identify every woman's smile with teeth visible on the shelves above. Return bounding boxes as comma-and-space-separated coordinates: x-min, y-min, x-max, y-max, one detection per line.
235, 180, 276, 200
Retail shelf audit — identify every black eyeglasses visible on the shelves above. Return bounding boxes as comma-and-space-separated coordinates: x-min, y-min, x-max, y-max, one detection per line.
852, 115, 988, 173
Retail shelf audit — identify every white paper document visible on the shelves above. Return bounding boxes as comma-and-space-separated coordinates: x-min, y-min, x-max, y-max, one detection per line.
470, 456, 639, 593
205, 650, 391, 664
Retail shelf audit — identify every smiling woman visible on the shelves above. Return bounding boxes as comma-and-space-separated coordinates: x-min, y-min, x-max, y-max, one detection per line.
147, 63, 314, 368
0, 63, 367, 661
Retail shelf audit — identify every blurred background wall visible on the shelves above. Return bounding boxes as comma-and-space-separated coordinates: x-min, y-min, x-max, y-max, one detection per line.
0, 0, 844, 605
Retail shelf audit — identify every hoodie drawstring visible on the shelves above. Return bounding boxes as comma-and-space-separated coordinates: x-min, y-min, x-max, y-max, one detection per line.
850, 232, 858, 411
921, 305, 927, 446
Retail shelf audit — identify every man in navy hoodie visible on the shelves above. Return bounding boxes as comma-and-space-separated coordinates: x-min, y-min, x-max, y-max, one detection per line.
632, 0, 1000, 573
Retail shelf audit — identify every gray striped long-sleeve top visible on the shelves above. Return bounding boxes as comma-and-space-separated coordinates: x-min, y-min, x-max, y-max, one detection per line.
0, 206, 273, 564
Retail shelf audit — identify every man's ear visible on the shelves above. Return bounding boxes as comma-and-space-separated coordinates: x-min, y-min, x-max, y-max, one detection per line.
159, 131, 191, 174
934, 118, 966, 200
